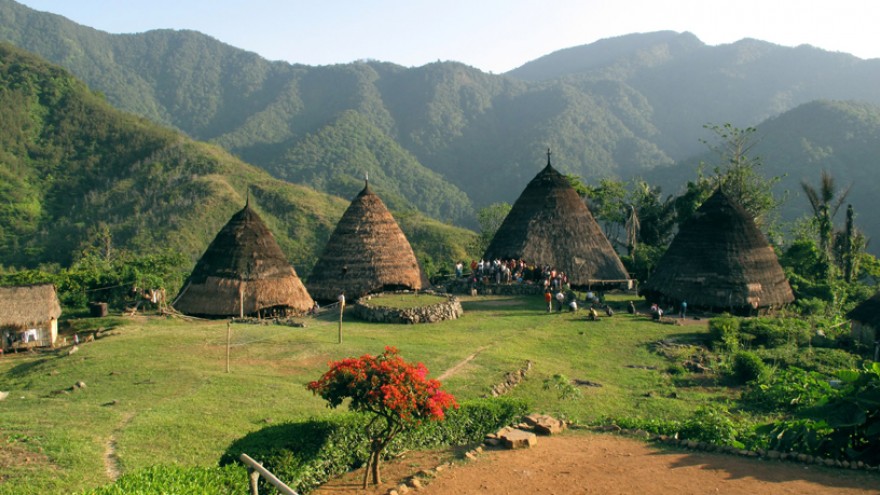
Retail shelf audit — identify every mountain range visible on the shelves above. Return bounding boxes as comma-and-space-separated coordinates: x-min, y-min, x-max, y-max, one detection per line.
1, 0, 879, 256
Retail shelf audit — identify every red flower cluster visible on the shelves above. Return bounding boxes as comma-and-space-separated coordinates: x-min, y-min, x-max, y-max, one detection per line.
307, 346, 458, 423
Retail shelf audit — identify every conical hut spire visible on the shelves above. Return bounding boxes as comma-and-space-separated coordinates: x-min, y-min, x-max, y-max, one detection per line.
483, 153, 629, 288
306, 182, 424, 301
641, 189, 794, 313
173, 201, 314, 317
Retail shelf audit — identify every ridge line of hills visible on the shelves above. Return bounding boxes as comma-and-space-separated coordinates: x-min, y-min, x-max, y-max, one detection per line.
2, 0, 880, 254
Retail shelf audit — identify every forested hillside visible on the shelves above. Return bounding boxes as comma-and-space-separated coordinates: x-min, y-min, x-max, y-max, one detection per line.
3, 1, 869, 221
0, 43, 475, 279
649, 100, 880, 245
2, 0, 880, 239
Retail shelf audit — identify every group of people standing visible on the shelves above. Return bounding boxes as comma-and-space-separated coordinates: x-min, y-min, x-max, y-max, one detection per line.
457, 259, 570, 291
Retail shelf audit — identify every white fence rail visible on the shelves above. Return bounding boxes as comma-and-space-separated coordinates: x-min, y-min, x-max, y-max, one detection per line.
239, 453, 299, 495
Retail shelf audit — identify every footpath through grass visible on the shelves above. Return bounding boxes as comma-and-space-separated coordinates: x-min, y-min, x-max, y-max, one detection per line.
0, 293, 718, 494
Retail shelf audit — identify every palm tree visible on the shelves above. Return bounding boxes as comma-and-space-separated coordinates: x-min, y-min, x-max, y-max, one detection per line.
801, 170, 850, 278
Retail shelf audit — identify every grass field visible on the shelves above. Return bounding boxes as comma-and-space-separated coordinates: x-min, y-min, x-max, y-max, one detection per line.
0, 293, 722, 494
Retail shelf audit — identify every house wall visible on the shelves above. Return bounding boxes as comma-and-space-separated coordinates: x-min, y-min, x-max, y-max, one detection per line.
851, 321, 878, 347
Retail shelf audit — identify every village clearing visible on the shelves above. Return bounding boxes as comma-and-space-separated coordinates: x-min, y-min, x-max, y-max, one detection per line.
0, 294, 876, 494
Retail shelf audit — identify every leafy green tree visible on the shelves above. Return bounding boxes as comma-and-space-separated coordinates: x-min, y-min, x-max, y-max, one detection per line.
699, 123, 784, 226
476, 202, 511, 255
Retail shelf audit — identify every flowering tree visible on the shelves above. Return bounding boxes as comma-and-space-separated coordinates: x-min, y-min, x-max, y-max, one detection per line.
307, 346, 458, 487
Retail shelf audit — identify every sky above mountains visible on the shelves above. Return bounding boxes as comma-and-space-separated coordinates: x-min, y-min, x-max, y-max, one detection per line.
16, 0, 880, 73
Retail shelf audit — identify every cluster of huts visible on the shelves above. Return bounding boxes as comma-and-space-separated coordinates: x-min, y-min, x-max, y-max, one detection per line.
3, 152, 878, 352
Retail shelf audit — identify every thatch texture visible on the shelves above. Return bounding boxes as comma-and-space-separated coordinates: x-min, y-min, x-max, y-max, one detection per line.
848, 292, 880, 346
0, 283, 61, 328
848, 291, 880, 328
641, 189, 794, 312
306, 182, 424, 301
483, 159, 629, 287
173, 203, 313, 317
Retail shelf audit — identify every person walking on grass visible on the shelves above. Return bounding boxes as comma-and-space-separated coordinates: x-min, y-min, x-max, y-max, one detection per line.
544, 290, 553, 313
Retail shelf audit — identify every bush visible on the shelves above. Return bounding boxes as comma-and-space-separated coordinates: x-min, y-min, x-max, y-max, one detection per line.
731, 351, 766, 384
739, 318, 812, 348
740, 367, 835, 412
220, 397, 528, 494
708, 316, 740, 351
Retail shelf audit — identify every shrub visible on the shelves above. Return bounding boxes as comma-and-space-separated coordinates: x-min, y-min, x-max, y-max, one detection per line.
741, 367, 834, 412
739, 318, 812, 348
708, 316, 740, 351
731, 351, 766, 384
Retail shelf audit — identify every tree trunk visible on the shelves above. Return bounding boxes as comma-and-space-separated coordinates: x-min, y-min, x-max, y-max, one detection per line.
371, 449, 382, 485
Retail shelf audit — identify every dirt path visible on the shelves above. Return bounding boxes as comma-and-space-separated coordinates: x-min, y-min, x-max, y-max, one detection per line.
437, 346, 490, 381
315, 433, 879, 495
103, 412, 135, 481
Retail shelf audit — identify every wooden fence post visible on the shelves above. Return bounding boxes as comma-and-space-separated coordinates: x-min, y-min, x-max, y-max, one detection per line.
248, 467, 259, 495
226, 321, 231, 373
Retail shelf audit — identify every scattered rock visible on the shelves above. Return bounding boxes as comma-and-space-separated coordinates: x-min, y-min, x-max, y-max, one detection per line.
67, 346, 79, 356
572, 378, 602, 387
500, 428, 538, 449
75, 381, 86, 389
465, 451, 478, 460
408, 478, 423, 489
523, 414, 566, 435
0, 391, 8, 401
397, 483, 410, 493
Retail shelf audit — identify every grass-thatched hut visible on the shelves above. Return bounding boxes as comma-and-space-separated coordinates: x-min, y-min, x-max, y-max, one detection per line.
847, 292, 880, 348
0, 283, 62, 350
173, 202, 314, 318
483, 153, 629, 289
306, 181, 424, 302
641, 189, 794, 314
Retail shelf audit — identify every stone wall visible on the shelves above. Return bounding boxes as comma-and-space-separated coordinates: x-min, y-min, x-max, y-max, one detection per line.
443, 279, 546, 296
352, 291, 463, 324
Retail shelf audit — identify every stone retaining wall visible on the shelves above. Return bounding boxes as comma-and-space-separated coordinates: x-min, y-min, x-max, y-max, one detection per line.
443, 279, 546, 296
352, 291, 463, 324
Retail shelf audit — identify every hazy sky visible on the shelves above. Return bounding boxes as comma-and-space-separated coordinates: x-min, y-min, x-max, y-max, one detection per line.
16, 0, 880, 73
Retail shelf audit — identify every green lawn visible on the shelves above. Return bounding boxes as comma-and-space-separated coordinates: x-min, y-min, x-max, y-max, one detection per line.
0, 293, 720, 494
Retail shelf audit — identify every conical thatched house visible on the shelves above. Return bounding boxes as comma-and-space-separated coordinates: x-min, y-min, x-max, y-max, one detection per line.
847, 292, 880, 347
307, 181, 424, 301
173, 201, 314, 318
0, 283, 62, 350
483, 152, 629, 288
641, 189, 794, 313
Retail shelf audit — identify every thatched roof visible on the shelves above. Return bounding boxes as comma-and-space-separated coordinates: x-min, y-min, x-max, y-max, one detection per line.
0, 284, 61, 328
173, 202, 314, 317
847, 291, 880, 328
483, 155, 629, 287
641, 189, 794, 311
306, 181, 424, 301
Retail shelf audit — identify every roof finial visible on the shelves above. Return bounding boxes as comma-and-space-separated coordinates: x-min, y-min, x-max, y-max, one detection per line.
547, 148, 552, 166
365, 170, 369, 187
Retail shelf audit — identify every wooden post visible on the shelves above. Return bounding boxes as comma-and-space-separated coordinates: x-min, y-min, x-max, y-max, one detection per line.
337, 303, 343, 344
248, 467, 260, 495
226, 321, 231, 373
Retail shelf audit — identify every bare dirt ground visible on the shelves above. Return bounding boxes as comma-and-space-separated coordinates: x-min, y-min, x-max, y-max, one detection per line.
314, 432, 879, 495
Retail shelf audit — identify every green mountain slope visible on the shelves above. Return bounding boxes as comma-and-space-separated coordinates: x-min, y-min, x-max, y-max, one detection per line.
3, 0, 880, 230
648, 100, 880, 246
0, 42, 476, 275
